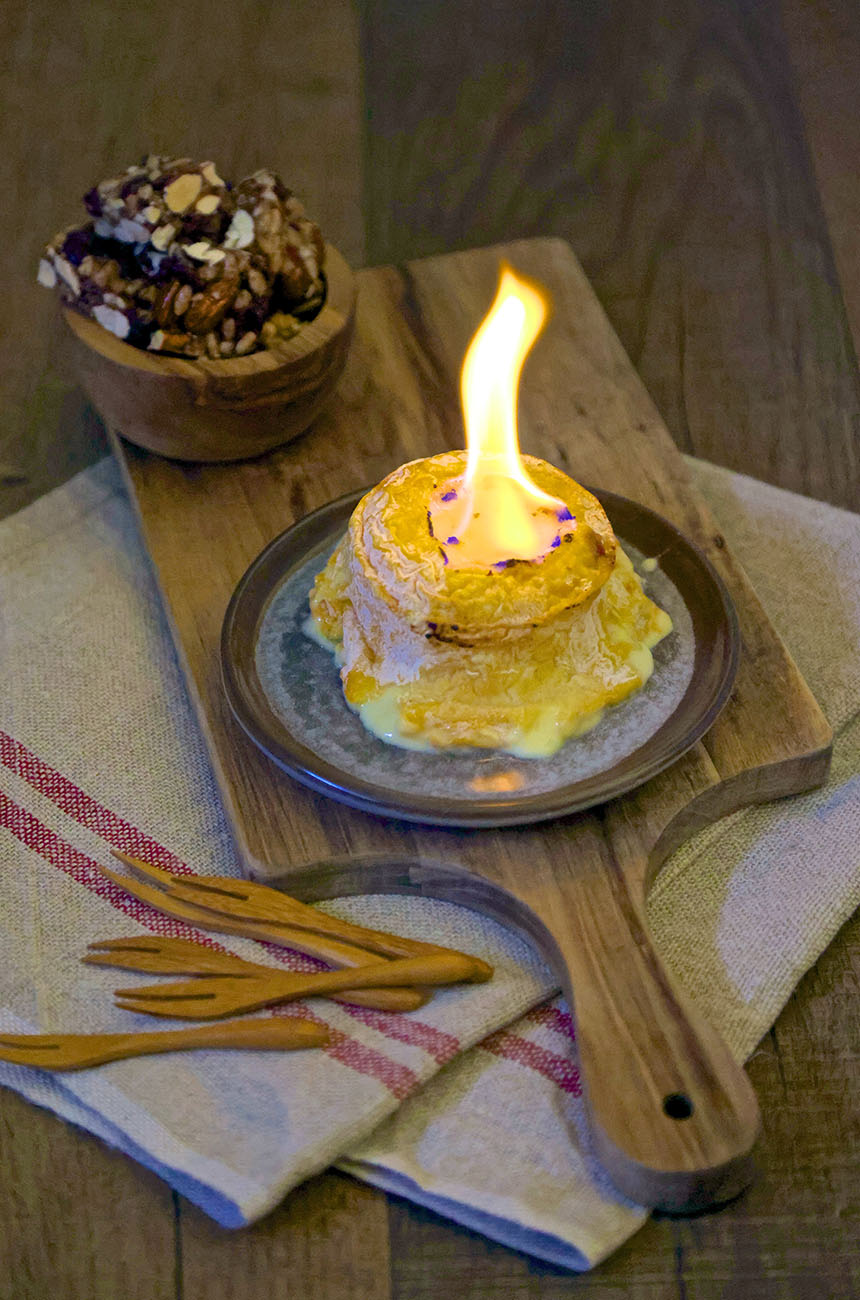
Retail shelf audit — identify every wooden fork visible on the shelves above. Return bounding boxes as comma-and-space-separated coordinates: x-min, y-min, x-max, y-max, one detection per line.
0, 1017, 328, 1071
94, 858, 428, 1013
114, 951, 486, 1020
110, 852, 493, 980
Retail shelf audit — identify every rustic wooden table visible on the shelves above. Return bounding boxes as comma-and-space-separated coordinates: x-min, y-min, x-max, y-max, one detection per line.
1, 1, 857, 1296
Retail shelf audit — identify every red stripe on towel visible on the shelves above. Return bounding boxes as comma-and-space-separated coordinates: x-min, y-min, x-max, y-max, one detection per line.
344, 1005, 461, 1065
0, 731, 190, 873
0, 788, 216, 939
479, 1027, 582, 1096
524, 1002, 575, 1039
276, 1006, 418, 1101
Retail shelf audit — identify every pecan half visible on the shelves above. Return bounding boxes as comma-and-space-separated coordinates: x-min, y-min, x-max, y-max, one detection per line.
184, 269, 241, 333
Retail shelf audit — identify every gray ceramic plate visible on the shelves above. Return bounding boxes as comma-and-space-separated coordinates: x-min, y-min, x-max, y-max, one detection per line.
221, 488, 739, 827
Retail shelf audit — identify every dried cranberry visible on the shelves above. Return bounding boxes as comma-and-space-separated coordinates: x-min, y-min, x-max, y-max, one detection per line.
82, 185, 103, 217
61, 227, 96, 266
119, 175, 146, 200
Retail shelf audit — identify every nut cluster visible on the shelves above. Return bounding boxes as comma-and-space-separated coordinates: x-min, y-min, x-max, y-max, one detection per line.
38, 155, 326, 359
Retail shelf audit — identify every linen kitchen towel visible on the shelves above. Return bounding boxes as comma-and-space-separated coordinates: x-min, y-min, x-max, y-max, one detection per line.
0, 454, 857, 1269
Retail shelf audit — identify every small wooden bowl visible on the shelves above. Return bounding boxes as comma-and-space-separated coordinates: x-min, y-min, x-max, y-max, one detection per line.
62, 245, 356, 463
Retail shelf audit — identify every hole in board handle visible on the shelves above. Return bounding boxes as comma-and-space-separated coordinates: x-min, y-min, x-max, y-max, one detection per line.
663, 1092, 694, 1120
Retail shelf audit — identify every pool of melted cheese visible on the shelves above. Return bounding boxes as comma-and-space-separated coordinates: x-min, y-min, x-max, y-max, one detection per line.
307, 453, 672, 758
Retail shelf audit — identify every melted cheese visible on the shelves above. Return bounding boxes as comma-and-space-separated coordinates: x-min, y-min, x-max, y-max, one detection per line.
307, 454, 673, 758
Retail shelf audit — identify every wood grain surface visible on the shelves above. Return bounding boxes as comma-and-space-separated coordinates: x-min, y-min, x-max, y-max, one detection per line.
0, 0, 857, 1295
362, 0, 860, 514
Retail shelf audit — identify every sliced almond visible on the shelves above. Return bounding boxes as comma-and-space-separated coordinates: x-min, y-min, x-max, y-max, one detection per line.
37, 259, 57, 288
201, 162, 224, 187
187, 243, 225, 265
55, 257, 80, 295
151, 223, 177, 251
92, 303, 130, 339
164, 172, 203, 213
195, 194, 221, 215
113, 217, 151, 244
224, 208, 254, 250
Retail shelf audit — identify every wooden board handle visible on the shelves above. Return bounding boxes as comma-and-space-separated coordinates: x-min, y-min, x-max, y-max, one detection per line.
489, 838, 761, 1212
552, 901, 759, 1210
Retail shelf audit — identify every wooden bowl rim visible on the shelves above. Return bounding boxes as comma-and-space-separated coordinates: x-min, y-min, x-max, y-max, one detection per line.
61, 243, 355, 378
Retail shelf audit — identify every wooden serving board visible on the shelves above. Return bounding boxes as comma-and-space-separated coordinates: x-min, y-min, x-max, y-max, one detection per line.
110, 237, 832, 1214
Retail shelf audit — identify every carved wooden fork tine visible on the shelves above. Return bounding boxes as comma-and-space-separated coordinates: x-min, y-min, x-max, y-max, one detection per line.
108, 852, 175, 886
115, 951, 485, 1020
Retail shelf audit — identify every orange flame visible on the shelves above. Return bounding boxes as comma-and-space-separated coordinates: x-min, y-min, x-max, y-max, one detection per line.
432, 265, 565, 567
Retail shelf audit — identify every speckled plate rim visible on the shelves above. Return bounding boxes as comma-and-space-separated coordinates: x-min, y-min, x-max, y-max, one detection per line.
220, 486, 740, 827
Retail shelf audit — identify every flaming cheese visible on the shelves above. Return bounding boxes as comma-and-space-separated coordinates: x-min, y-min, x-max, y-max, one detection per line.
306, 266, 672, 757
308, 450, 671, 756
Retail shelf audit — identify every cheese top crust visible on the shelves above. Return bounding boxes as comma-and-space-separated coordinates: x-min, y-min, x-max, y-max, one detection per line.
348, 451, 616, 643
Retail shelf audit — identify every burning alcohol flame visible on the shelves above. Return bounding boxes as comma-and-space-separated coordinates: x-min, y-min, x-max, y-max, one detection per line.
430, 265, 567, 568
